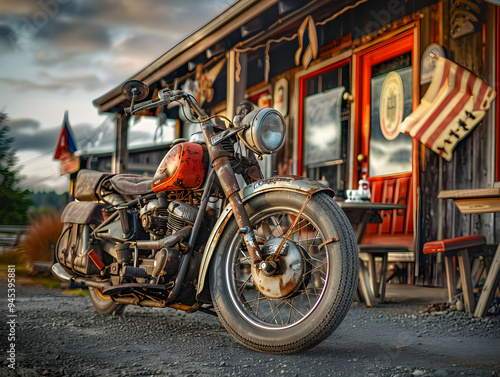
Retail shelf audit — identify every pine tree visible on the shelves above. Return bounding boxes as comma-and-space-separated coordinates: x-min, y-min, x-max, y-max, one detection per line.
0, 113, 33, 225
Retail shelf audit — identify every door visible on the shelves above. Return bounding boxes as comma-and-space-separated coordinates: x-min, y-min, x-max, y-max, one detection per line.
353, 28, 419, 247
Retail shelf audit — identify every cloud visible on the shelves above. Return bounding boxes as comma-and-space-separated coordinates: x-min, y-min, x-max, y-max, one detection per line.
0, 77, 63, 92
5, 118, 41, 130
68, 0, 220, 33
39, 72, 103, 90
109, 33, 177, 76
6, 117, 95, 153
2, 0, 237, 75
0, 73, 102, 92
36, 20, 111, 54
7, 119, 59, 153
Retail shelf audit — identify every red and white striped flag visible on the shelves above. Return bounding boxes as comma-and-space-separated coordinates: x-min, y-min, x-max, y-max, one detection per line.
399, 55, 496, 161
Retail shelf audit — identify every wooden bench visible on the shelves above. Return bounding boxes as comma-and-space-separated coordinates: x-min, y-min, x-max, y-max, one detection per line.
423, 235, 486, 313
358, 245, 411, 304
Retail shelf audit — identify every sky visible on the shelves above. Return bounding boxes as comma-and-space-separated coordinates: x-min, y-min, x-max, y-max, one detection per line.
0, 0, 236, 193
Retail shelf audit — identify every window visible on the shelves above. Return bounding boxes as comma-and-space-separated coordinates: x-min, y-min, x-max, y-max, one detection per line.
369, 53, 413, 177
299, 59, 350, 195
128, 116, 176, 149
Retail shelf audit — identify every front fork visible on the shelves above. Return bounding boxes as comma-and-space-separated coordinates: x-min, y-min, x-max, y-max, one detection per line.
201, 121, 263, 266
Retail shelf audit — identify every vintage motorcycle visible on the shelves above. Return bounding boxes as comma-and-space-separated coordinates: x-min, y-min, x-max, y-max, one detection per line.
52, 80, 358, 354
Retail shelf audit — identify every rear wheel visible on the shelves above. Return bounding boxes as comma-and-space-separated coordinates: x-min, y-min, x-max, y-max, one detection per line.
89, 287, 126, 316
209, 191, 358, 354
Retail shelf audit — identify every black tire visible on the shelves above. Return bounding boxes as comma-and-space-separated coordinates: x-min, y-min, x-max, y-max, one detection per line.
209, 191, 358, 354
89, 287, 126, 316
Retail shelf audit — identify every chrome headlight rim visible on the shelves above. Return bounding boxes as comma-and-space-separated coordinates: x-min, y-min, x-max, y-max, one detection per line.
240, 108, 286, 155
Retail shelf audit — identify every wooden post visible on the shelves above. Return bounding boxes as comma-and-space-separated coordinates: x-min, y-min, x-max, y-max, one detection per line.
112, 113, 129, 174
226, 50, 247, 119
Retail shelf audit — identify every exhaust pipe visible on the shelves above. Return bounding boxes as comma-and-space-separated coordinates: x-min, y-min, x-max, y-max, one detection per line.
135, 225, 191, 250
51, 263, 74, 282
52, 263, 109, 290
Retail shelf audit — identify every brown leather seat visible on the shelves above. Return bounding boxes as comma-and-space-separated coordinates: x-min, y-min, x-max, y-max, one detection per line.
109, 174, 153, 196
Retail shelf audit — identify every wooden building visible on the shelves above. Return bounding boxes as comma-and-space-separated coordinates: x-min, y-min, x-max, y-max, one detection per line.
93, 0, 499, 285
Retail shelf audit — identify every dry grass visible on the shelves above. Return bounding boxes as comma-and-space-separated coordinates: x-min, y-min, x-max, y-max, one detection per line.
12, 211, 63, 271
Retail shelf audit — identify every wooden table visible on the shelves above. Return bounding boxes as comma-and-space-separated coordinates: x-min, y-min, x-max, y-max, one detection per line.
438, 188, 500, 317
337, 201, 407, 306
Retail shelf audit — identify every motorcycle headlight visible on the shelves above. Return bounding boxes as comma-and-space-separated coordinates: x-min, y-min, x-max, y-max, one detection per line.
239, 108, 286, 155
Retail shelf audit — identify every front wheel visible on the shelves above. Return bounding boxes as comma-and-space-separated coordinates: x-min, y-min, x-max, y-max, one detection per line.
89, 287, 127, 316
209, 191, 358, 354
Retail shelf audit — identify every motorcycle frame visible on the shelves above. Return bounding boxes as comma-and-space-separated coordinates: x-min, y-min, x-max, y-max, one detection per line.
187, 96, 264, 266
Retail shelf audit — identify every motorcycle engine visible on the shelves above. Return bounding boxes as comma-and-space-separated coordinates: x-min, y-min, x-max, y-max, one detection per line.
140, 200, 198, 238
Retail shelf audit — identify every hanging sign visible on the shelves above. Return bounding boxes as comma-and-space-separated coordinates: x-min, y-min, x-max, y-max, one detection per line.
380, 72, 404, 141
59, 150, 80, 175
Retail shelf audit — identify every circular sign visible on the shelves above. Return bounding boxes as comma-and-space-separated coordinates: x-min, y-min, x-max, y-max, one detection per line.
420, 43, 445, 85
379, 72, 404, 141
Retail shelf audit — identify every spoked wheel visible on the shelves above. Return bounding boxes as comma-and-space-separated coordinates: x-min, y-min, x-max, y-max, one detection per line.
209, 191, 358, 354
89, 287, 126, 316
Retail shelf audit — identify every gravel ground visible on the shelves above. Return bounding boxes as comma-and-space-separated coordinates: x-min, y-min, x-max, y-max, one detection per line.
0, 279, 499, 377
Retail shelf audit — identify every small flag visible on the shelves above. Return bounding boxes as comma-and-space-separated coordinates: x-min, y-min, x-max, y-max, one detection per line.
399, 55, 496, 161
54, 110, 78, 160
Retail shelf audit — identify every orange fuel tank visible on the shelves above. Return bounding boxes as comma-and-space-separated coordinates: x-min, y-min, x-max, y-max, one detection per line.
152, 142, 206, 192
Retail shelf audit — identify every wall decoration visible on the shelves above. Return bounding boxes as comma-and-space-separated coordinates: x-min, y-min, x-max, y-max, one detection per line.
399, 55, 496, 161
273, 77, 289, 117
450, 0, 484, 39
295, 15, 318, 70
379, 72, 404, 141
319, 33, 352, 58
257, 94, 272, 108
420, 43, 445, 85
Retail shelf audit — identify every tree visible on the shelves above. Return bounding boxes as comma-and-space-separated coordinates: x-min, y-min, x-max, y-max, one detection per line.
0, 113, 32, 225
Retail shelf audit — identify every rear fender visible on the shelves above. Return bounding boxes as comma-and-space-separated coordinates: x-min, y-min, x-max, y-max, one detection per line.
196, 175, 333, 297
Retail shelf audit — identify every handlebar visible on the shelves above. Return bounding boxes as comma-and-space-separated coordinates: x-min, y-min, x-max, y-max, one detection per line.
124, 89, 187, 115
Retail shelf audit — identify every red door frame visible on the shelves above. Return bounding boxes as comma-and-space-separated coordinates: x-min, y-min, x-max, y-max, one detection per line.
353, 28, 419, 184
297, 58, 351, 176
352, 26, 420, 247
496, 6, 500, 182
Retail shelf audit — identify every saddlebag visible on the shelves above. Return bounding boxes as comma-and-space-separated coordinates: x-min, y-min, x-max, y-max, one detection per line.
74, 169, 111, 202
74, 169, 126, 205
56, 202, 108, 276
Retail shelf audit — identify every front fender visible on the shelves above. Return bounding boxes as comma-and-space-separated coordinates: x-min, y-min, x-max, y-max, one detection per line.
196, 175, 333, 297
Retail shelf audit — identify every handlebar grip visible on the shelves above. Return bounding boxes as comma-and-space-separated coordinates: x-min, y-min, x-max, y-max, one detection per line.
124, 100, 154, 115
124, 91, 192, 115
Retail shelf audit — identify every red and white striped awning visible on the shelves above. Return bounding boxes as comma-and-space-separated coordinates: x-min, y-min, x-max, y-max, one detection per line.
399, 55, 496, 161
